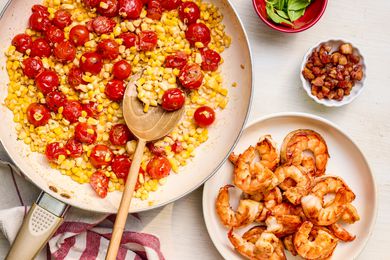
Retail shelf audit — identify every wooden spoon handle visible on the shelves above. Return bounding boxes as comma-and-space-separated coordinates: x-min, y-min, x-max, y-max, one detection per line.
106, 139, 146, 260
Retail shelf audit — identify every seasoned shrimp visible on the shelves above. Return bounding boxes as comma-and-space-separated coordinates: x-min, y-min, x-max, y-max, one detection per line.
280, 129, 329, 176
275, 165, 311, 205
228, 229, 286, 260
328, 223, 356, 242
266, 215, 302, 237
234, 146, 279, 194
283, 235, 297, 256
293, 221, 338, 260
243, 226, 267, 243
271, 202, 301, 217
256, 135, 280, 171
311, 176, 355, 201
341, 204, 360, 224
216, 185, 264, 228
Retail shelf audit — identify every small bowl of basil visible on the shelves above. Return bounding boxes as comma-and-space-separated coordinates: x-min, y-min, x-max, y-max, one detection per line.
252, 0, 328, 33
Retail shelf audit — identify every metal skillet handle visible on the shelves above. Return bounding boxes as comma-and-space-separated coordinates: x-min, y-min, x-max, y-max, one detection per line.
6, 192, 69, 260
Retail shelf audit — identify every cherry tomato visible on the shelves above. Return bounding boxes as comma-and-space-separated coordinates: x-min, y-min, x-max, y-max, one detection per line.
12, 34, 32, 54
161, 88, 185, 111
26, 103, 51, 127
97, 0, 119, 17
84, 0, 100, 8
119, 32, 138, 48
161, 0, 181, 10
146, 156, 171, 179
97, 39, 119, 60
109, 124, 132, 145
185, 23, 211, 47
45, 142, 67, 162
112, 60, 132, 80
75, 122, 97, 144
118, 0, 143, 19
53, 10, 72, 29
83, 101, 101, 118
111, 155, 131, 179
62, 100, 83, 123
194, 106, 215, 127
90, 170, 109, 198
90, 144, 113, 168
139, 31, 158, 51
164, 51, 188, 69
65, 138, 83, 158
178, 1, 200, 24
178, 63, 203, 89
32, 5, 49, 17
80, 52, 103, 75
54, 41, 76, 63
69, 25, 90, 46
29, 12, 51, 32
105, 79, 125, 101
30, 38, 51, 58
45, 91, 67, 112
68, 66, 87, 88
171, 140, 183, 153
89, 16, 116, 35
45, 26, 65, 44
147, 142, 166, 156
22, 57, 44, 79
201, 49, 221, 71
36, 70, 59, 95
147, 0, 162, 20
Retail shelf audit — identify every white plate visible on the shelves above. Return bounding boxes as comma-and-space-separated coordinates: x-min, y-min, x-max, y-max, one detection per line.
203, 112, 377, 259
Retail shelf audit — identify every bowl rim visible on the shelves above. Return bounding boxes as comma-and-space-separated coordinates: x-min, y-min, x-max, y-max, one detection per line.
252, 0, 328, 33
300, 39, 367, 107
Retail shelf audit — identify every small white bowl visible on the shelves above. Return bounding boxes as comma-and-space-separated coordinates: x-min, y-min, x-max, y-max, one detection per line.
300, 39, 366, 107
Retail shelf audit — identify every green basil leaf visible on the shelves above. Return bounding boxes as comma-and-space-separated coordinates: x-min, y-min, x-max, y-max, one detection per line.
287, 0, 311, 11
275, 9, 289, 19
287, 8, 306, 21
266, 3, 294, 25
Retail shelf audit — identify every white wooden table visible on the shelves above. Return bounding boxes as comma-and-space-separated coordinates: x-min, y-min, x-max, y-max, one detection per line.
1, 0, 390, 259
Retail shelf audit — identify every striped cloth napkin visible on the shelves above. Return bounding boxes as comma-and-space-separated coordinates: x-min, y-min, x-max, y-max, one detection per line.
0, 147, 165, 260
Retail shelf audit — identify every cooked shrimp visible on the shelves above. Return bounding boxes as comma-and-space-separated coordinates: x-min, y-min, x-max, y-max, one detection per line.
280, 129, 329, 176
256, 135, 280, 171
283, 235, 297, 256
263, 187, 283, 209
234, 146, 279, 194
216, 185, 264, 228
341, 204, 360, 224
228, 229, 286, 260
328, 223, 356, 242
311, 176, 355, 201
243, 226, 267, 243
275, 165, 311, 205
293, 221, 338, 260
266, 215, 302, 237
271, 202, 299, 216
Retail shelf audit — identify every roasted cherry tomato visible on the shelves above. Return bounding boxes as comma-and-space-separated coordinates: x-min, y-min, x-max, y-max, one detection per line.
194, 106, 215, 127
146, 156, 171, 179
80, 52, 103, 75
75, 122, 97, 144
69, 25, 90, 46
29, 12, 51, 32
111, 155, 130, 179
105, 79, 125, 101
54, 41, 76, 63
27, 103, 51, 127
161, 0, 181, 10
147, 0, 162, 20
36, 70, 59, 95
178, 1, 200, 24
45, 26, 65, 44
68, 66, 87, 88
90, 170, 109, 198
109, 124, 132, 145
30, 38, 51, 58
97, 0, 119, 17
65, 138, 83, 158
164, 51, 188, 69
171, 140, 183, 153
12, 34, 32, 54
112, 60, 132, 80
97, 39, 119, 60
84, 0, 100, 8
139, 31, 158, 51
53, 10, 72, 29
178, 63, 203, 89
45, 91, 67, 112
118, 0, 143, 19
45, 142, 67, 162
83, 101, 101, 118
32, 4, 49, 17
185, 23, 211, 47
161, 88, 185, 111
119, 32, 138, 48
22, 57, 44, 79
147, 142, 166, 156
88, 16, 116, 35
201, 49, 221, 71
62, 100, 83, 123
90, 144, 113, 168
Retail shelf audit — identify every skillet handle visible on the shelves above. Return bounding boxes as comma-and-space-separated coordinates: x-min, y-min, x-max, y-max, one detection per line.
6, 193, 68, 260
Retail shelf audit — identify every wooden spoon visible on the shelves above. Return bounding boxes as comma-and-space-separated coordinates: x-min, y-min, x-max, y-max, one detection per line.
106, 73, 184, 260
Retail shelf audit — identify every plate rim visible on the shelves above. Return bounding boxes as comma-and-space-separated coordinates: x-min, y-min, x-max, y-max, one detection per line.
202, 111, 378, 259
